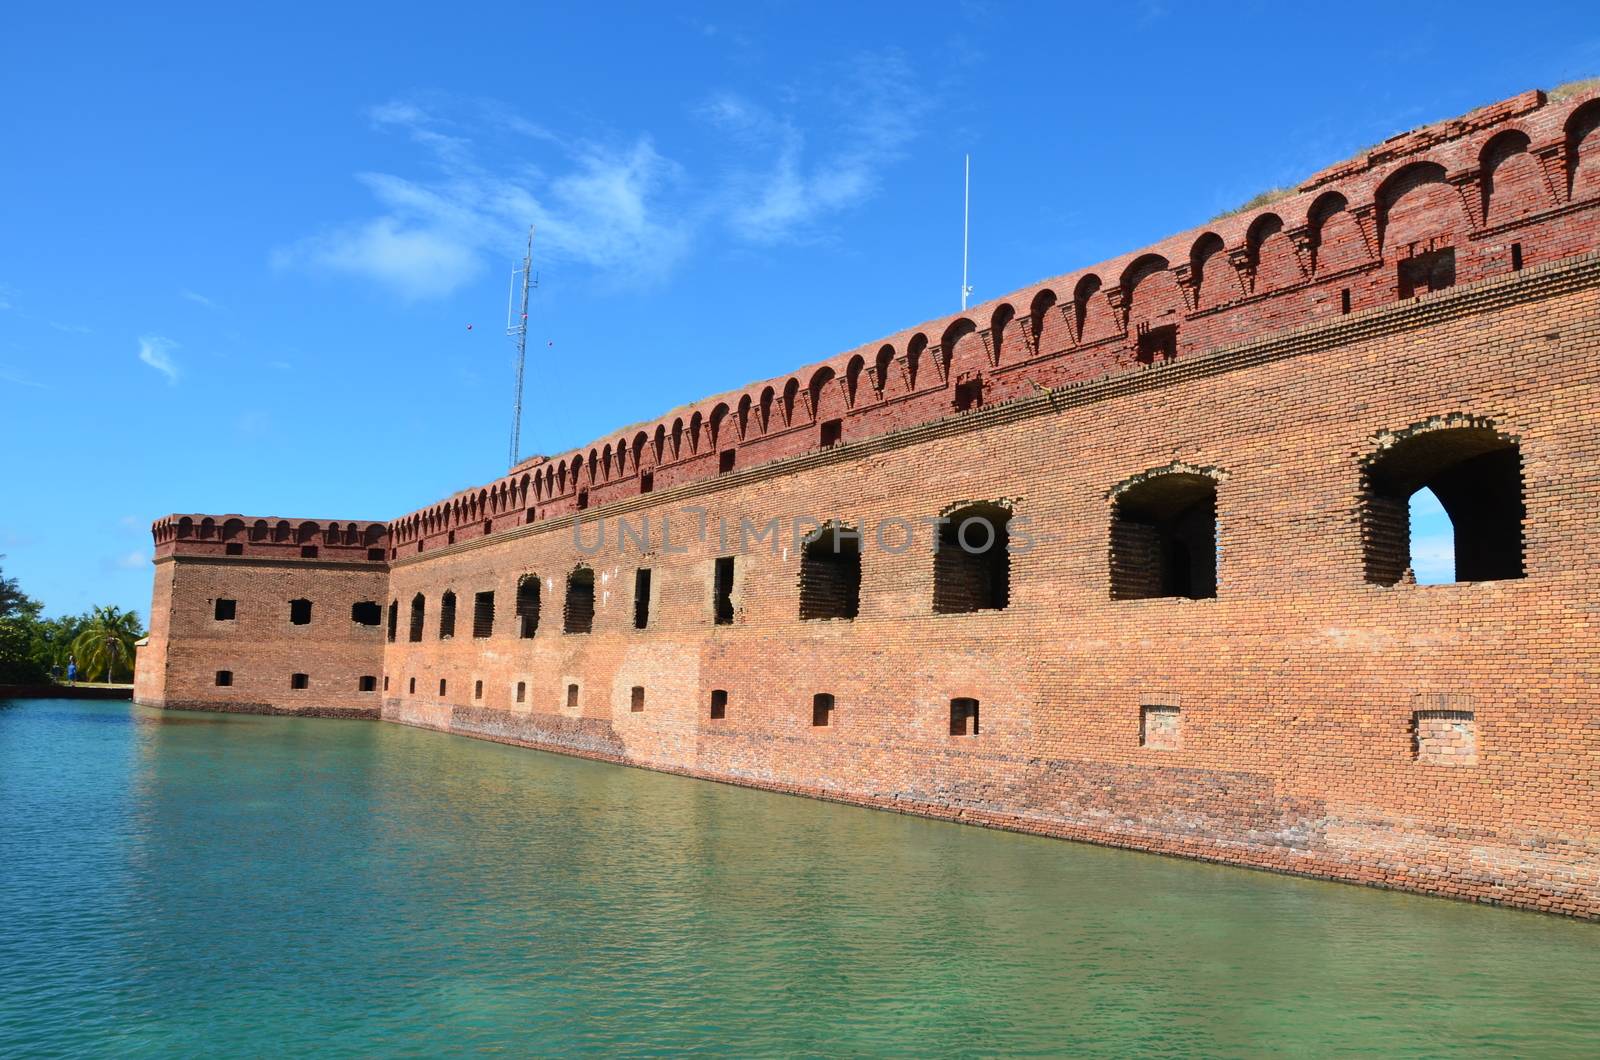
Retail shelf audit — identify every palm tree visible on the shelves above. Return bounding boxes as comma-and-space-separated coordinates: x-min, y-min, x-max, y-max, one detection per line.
70, 605, 144, 683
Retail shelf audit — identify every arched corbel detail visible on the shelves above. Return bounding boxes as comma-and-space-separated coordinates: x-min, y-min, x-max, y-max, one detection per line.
1448, 168, 1486, 230
1285, 225, 1317, 275
1225, 247, 1255, 296
1349, 202, 1381, 260
1172, 263, 1200, 312
1533, 139, 1570, 205
1104, 286, 1132, 334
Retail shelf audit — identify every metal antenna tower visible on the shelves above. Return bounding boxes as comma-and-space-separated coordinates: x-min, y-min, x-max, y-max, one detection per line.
961, 154, 974, 311
506, 226, 537, 468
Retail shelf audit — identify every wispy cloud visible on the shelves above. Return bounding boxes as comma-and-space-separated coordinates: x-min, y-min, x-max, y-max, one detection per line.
275, 101, 690, 298
0, 364, 49, 389
180, 289, 218, 309
50, 321, 92, 334
137, 335, 180, 384
700, 52, 928, 244
114, 550, 150, 570
279, 65, 930, 298
0, 282, 15, 311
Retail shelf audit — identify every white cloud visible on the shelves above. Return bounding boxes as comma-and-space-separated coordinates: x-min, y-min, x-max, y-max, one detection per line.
276, 102, 690, 298
700, 52, 928, 244
180, 289, 218, 309
279, 72, 929, 298
115, 550, 150, 570
138, 335, 180, 384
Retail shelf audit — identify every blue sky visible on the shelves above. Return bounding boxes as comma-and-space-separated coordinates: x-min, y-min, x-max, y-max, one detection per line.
3, 2, 1596, 620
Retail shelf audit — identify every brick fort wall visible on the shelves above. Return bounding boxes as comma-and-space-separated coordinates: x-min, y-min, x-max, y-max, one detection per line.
137, 87, 1600, 918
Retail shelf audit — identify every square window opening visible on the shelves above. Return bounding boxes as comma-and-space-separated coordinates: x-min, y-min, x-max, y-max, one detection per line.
949, 697, 980, 736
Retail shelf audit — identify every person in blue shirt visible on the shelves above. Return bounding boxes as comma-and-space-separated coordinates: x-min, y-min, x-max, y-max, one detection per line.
66, 657, 77, 685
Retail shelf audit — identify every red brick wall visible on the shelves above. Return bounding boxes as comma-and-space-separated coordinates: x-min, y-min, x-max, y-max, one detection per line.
139, 557, 389, 718
136, 87, 1600, 917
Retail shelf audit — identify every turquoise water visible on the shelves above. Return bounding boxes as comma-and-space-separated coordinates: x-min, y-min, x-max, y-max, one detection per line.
1, 698, 1596, 1056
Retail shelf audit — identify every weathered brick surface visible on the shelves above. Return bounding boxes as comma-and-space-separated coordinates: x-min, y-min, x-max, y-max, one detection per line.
136, 88, 1600, 918
138, 557, 388, 719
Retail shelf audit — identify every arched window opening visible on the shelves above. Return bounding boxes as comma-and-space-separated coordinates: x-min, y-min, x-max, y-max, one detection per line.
933, 503, 1011, 613
811, 692, 835, 727
799, 523, 861, 621
516, 574, 541, 638
1407, 488, 1455, 584
1361, 425, 1524, 585
388, 599, 399, 642
1109, 473, 1218, 600
439, 591, 457, 639
564, 567, 595, 634
289, 598, 312, 625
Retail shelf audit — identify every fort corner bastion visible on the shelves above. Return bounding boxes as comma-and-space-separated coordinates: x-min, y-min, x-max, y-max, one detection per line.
137, 88, 1600, 918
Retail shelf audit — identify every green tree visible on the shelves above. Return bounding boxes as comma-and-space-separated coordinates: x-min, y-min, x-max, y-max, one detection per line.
68, 605, 145, 683
0, 617, 47, 683
31, 612, 89, 672
0, 555, 42, 621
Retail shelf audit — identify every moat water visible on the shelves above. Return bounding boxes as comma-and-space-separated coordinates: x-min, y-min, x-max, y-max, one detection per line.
1, 697, 1596, 1056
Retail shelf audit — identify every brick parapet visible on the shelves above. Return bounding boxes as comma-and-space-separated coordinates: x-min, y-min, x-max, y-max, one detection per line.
384, 86, 1600, 556
152, 513, 390, 564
